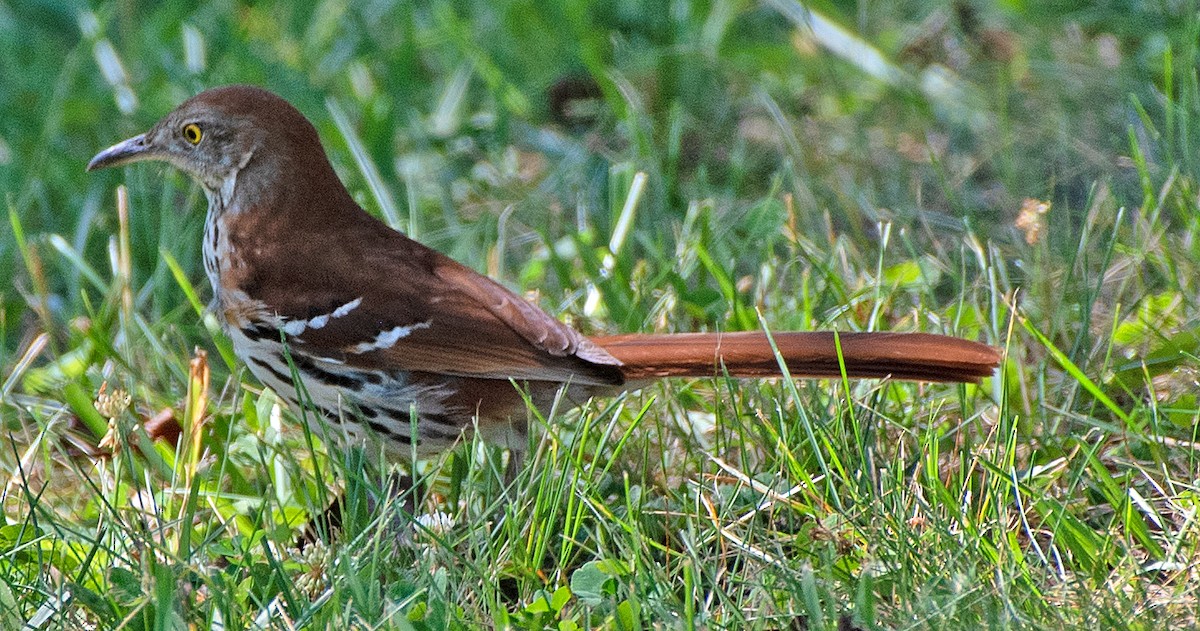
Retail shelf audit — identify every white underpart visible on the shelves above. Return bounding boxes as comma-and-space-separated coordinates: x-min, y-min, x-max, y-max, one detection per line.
217, 149, 256, 207
350, 321, 432, 354
281, 297, 363, 336
227, 324, 454, 452
201, 151, 259, 301
228, 326, 447, 411
219, 170, 238, 205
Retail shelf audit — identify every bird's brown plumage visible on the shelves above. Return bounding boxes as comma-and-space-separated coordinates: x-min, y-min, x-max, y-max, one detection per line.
594, 331, 999, 382
87, 85, 1001, 456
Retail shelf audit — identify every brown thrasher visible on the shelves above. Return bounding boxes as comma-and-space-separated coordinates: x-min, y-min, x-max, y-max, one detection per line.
87, 86, 999, 458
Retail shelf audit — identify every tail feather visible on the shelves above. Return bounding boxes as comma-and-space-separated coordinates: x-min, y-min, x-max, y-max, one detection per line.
591, 331, 1000, 383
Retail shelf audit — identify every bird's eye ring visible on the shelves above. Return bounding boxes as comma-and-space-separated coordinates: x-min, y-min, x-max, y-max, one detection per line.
182, 123, 203, 145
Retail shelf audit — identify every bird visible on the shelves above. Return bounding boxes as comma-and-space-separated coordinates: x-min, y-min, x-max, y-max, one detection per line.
87, 85, 1000, 459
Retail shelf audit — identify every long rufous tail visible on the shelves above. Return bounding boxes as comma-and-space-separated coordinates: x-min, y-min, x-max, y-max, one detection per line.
591, 332, 1000, 383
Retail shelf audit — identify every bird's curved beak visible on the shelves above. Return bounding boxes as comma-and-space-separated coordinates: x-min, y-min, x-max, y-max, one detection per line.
86, 133, 155, 172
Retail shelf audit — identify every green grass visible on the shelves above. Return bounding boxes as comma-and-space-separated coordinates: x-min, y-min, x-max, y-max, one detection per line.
3, 1, 1200, 628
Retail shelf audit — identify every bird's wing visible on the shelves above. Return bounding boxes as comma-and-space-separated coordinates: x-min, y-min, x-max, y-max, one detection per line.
234, 223, 624, 386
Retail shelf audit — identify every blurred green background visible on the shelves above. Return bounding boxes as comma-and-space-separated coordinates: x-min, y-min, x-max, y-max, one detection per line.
3, 1, 1199, 628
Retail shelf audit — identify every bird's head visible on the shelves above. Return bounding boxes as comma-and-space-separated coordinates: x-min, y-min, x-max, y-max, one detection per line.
87, 85, 327, 207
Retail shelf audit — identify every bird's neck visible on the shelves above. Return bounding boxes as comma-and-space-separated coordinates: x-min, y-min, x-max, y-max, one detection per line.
200, 189, 238, 314
198, 145, 362, 319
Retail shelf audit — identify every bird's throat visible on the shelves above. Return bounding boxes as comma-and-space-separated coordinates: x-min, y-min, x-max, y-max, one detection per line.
201, 197, 232, 310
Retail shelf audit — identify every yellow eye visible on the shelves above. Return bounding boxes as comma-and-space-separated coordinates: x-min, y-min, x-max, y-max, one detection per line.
182, 123, 203, 145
